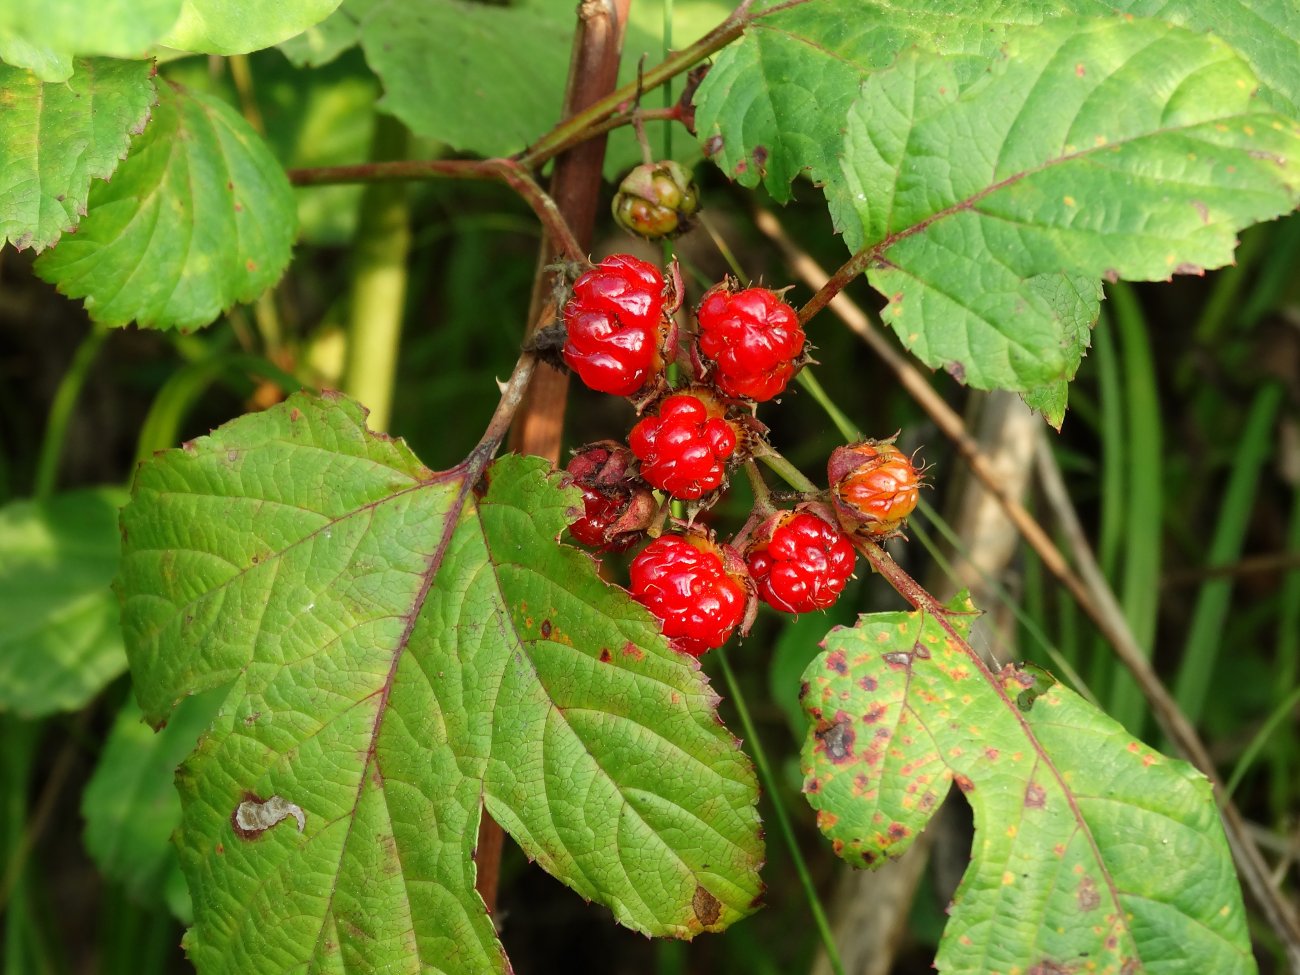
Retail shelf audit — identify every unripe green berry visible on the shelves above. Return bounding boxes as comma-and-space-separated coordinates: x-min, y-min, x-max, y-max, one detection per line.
612, 161, 700, 240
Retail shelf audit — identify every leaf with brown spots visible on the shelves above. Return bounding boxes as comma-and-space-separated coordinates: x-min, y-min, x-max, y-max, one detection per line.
117, 391, 763, 974
801, 600, 1255, 975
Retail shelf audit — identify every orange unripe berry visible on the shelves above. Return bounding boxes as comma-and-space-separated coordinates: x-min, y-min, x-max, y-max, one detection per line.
827, 439, 922, 536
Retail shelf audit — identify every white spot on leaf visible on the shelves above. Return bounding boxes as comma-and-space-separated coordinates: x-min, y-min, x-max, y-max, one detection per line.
234, 795, 306, 836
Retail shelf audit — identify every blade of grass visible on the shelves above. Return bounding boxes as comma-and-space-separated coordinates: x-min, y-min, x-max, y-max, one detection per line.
713, 647, 846, 975
1225, 683, 1300, 798
1172, 382, 1284, 725
1088, 315, 1124, 698
1269, 485, 1300, 821
1106, 283, 1163, 735
32, 323, 110, 501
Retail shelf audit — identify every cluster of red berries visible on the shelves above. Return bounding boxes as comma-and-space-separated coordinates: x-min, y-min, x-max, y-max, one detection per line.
556, 251, 922, 657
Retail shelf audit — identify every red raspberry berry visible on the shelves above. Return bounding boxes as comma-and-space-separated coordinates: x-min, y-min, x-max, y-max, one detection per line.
564, 442, 655, 552
745, 510, 855, 614
628, 390, 739, 500
696, 283, 805, 402
828, 439, 922, 536
562, 254, 674, 396
628, 535, 751, 655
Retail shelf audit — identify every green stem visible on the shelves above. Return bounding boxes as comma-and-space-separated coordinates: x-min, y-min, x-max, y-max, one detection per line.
757, 450, 818, 495
342, 115, 413, 432
517, 0, 808, 168
135, 354, 307, 462
33, 323, 110, 500
713, 649, 846, 975
661, 0, 674, 160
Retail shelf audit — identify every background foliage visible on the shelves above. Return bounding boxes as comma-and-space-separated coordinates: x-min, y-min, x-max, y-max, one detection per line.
1, 0, 1298, 972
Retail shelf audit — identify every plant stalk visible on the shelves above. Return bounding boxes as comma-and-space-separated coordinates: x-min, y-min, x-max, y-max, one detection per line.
342, 115, 414, 432
474, 0, 632, 915
33, 323, 109, 500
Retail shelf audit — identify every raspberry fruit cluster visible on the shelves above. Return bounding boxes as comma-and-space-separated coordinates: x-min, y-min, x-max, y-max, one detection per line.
554, 226, 923, 656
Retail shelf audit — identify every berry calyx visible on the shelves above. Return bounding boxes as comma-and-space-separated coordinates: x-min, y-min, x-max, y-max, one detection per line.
745, 509, 855, 614
561, 254, 675, 397
612, 161, 701, 240
628, 389, 740, 500
628, 534, 752, 655
564, 442, 656, 552
828, 439, 922, 536
695, 282, 805, 402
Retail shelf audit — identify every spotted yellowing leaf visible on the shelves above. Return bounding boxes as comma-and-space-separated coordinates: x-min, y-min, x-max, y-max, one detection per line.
801, 600, 1255, 975
115, 391, 763, 973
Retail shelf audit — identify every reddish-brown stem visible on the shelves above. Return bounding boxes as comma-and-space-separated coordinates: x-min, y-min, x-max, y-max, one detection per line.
796, 248, 874, 325
288, 158, 586, 265
475, 0, 631, 916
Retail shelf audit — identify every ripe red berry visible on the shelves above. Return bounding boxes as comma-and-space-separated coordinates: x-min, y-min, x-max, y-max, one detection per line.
696, 283, 805, 402
564, 442, 656, 552
745, 510, 855, 614
562, 254, 674, 396
628, 390, 739, 500
828, 439, 922, 536
628, 535, 750, 655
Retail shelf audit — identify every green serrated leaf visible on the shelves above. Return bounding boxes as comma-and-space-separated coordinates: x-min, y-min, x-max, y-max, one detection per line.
0, 34, 73, 82
277, 1, 364, 68
693, 0, 1105, 201
0, 59, 156, 252
1115, 0, 1300, 115
161, 0, 344, 55
832, 18, 1300, 391
116, 392, 762, 973
83, 690, 224, 921
801, 606, 1255, 975
0, 0, 181, 66
34, 81, 295, 330
0, 488, 129, 717
359, 0, 571, 158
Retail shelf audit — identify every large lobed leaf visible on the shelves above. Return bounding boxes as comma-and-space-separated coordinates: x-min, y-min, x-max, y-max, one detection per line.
801, 600, 1255, 975
116, 392, 762, 973
692, 0, 1093, 201
695, 0, 1300, 199
34, 81, 296, 331
355, 0, 571, 158
0, 488, 129, 717
695, 7, 1300, 418
0, 59, 155, 252
833, 18, 1300, 393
